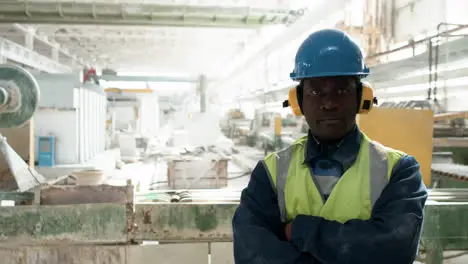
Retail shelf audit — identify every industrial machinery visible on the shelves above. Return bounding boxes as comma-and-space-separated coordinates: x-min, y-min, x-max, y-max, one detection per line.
433, 111, 468, 138
219, 108, 251, 143
247, 108, 305, 152
379, 99, 435, 110
0, 64, 45, 192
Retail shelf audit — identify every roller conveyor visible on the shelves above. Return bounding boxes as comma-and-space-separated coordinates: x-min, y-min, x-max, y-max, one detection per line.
135, 187, 468, 203
428, 188, 468, 202
133, 161, 468, 203
433, 126, 468, 137
432, 163, 468, 182
135, 189, 243, 203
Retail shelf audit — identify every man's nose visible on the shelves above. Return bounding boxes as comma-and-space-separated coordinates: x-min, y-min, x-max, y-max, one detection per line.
320, 93, 339, 111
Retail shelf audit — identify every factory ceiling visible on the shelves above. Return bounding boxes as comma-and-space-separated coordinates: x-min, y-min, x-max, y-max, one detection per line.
0, 0, 310, 76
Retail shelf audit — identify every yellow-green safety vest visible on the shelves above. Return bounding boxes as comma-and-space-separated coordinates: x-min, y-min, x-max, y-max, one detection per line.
262, 133, 404, 224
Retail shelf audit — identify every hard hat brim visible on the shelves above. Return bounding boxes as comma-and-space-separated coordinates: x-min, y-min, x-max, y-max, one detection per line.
290, 71, 370, 80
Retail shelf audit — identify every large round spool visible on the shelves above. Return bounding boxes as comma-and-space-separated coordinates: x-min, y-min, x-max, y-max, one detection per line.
71, 169, 106, 185
0, 64, 40, 128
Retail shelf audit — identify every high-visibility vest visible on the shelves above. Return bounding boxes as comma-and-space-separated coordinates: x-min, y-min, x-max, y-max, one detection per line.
263, 133, 404, 223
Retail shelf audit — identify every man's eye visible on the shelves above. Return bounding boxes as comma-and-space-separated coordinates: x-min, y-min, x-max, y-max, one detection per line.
309, 89, 320, 95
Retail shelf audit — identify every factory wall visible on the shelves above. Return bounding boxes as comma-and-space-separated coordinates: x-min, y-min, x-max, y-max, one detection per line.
76, 86, 107, 163
33, 72, 106, 165
108, 101, 139, 131
34, 110, 77, 164
138, 94, 160, 137
393, 0, 468, 42
34, 72, 80, 108
445, 96, 467, 112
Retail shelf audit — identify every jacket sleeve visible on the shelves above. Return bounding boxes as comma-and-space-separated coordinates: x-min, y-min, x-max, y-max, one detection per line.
232, 162, 318, 264
289, 155, 428, 264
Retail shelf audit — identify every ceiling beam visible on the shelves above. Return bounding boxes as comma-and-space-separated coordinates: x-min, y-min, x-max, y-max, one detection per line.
101, 75, 198, 83
52, 39, 243, 49
0, 1, 301, 28
2, 32, 247, 44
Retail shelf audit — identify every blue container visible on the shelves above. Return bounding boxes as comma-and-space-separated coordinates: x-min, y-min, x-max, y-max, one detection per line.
37, 136, 55, 167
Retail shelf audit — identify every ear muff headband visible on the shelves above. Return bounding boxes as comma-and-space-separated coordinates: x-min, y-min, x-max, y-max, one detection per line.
282, 81, 377, 116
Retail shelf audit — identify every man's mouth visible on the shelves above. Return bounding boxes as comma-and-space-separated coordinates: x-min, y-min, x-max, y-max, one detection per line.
317, 118, 342, 125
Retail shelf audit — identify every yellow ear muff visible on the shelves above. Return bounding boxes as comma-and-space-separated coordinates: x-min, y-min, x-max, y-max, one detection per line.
288, 86, 303, 116
358, 82, 376, 114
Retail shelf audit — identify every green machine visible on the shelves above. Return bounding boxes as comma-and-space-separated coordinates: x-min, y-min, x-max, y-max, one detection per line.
419, 164, 468, 264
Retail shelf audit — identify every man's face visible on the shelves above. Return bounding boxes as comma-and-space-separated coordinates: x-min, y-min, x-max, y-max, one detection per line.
302, 76, 358, 141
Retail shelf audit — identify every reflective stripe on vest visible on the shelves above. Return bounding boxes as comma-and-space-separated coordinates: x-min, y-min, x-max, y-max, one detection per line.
269, 140, 389, 223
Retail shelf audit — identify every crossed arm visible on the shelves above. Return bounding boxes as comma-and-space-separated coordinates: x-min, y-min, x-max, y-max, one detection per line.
232, 162, 317, 264
232, 155, 427, 264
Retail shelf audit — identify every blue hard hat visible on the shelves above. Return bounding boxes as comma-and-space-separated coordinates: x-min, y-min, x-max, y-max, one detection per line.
290, 29, 369, 80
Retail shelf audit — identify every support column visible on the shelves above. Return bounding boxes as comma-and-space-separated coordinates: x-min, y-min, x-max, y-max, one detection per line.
52, 44, 60, 62
71, 55, 79, 68
0, 41, 5, 63
198, 74, 207, 113
25, 31, 34, 50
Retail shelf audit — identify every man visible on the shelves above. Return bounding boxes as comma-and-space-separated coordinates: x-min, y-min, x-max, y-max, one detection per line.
83, 66, 100, 85
232, 29, 428, 264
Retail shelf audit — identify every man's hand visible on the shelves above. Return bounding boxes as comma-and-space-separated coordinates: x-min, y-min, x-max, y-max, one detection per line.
285, 223, 292, 241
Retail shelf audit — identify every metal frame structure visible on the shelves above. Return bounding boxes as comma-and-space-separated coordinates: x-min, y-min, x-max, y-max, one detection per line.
0, 36, 71, 73
368, 36, 468, 83
427, 23, 468, 103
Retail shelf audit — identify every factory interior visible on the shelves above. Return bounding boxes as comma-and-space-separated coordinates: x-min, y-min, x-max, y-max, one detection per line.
0, 0, 468, 263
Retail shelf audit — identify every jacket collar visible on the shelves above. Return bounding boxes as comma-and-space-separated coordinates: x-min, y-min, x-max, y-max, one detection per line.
304, 125, 362, 171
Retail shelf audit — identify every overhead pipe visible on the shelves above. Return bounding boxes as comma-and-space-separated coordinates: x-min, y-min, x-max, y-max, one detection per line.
367, 23, 468, 60
0, 1, 299, 28
0, 0, 295, 16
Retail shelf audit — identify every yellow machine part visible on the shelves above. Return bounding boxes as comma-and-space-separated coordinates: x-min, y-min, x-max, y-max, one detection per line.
105, 88, 153, 93
274, 114, 282, 136
357, 107, 434, 187
228, 109, 245, 119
